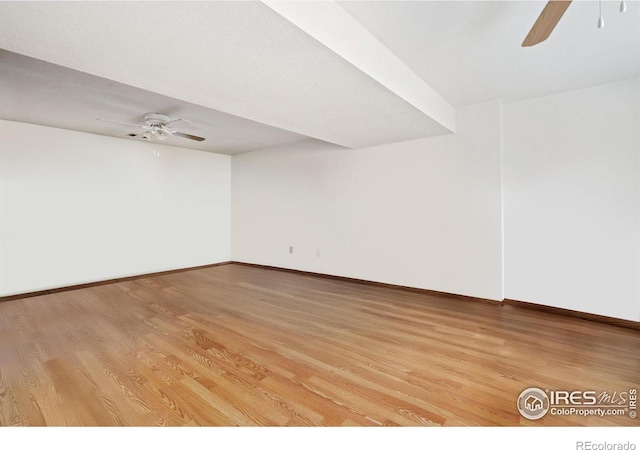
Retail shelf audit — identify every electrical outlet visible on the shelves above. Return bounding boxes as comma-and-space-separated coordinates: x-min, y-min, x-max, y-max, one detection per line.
289, 246, 293, 254
316, 249, 320, 257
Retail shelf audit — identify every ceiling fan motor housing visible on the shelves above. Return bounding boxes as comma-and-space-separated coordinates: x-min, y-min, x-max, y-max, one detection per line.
144, 113, 171, 126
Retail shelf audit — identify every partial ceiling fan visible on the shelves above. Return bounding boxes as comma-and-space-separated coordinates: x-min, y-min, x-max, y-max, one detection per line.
523, 0, 628, 47
97, 113, 205, 142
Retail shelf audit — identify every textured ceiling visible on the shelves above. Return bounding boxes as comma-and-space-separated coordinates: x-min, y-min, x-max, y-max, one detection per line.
0, 50, 310, 155
339, 0, 640, 106
0, 1, 451, 150
0, 1, 637, 154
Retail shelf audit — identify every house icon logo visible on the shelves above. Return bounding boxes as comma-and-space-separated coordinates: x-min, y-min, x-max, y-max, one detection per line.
517, 388, 550, 420
526, 395, 543, 411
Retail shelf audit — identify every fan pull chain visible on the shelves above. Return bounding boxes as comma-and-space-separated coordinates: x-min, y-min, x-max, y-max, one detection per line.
597, 0, 605, 28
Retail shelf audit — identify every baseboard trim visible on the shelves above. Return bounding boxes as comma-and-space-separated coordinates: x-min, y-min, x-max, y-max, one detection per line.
0, 261, 233, 303
231, 261, 501, 306
503, 299, 640, 331
3, 261, 638, 331
233, 262, 639, 331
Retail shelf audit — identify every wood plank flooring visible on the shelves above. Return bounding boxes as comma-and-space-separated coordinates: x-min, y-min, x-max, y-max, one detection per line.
0, 264, 638, 426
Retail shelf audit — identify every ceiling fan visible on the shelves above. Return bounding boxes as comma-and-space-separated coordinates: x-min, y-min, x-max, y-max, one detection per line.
97, 113, 205, 142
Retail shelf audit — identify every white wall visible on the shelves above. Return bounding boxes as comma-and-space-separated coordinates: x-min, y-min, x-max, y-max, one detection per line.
0, 120, 231, 296
503, 78, 640, 321
4, 80, 637, 322
232, 101, 503, 300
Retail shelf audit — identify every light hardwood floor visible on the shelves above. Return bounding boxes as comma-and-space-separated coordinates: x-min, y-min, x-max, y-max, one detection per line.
0, 264, 638, 426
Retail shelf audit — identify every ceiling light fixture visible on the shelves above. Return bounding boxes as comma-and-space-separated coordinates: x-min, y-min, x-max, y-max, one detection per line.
141, 126, 169, 142
597, 0, 605, 28
155, 128, 169, 141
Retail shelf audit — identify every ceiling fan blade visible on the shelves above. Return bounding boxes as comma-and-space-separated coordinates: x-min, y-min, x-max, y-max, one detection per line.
522, 0, 572, 47
96, 118, 145, 128
173, 131, 205, 142
163, 117, 193, 126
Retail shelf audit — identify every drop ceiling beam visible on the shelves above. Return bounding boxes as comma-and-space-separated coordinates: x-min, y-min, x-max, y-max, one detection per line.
263, 0, 456, 133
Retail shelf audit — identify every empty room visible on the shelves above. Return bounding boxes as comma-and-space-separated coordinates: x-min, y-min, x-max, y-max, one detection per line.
0, 0, 638, 446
